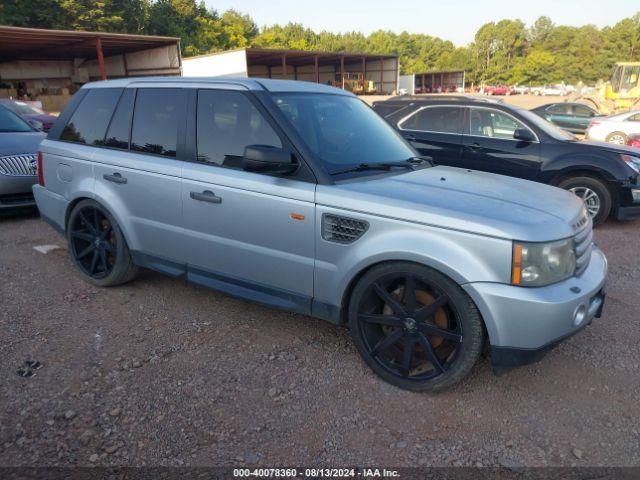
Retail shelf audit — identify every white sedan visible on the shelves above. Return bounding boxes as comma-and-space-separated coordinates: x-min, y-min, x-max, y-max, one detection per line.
585, 110, 640, 144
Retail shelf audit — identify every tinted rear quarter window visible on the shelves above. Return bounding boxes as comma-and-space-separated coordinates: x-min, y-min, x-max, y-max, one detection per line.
60, 88, 122, 145
131, 88, 185, 157
401, 106, 462, 134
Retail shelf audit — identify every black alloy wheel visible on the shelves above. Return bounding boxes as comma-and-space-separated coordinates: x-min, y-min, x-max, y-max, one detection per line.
70, 205, 116, 279
67, 199, 138, 286
349, 262, 483, 391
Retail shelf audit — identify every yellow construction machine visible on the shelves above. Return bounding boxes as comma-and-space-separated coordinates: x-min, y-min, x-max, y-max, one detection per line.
573, 62, 640, 114
331, 73, 377, 95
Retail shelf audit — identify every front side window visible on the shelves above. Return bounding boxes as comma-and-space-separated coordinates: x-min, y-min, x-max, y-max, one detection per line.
627, 113, 640, 122
400, 106, 462, 134
197, 90, 282, 167
271, 93, 415, 173
469, 108, 529, 140
61, 89, 122, 145
131, 88, 184, 157
0, 106, 33, 133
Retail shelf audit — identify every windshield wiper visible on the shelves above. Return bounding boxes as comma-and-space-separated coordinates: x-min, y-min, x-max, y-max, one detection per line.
330, 158, 428, 176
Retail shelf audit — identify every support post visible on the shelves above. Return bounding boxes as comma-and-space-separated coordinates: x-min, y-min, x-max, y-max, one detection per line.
361, 56, 366, 92
340, 56, 345, 89
95, 37, 107, 81
421, 74, 425, 93
314, 55, 319, 83
380, 58, 384, 93
282, 54, 287, 79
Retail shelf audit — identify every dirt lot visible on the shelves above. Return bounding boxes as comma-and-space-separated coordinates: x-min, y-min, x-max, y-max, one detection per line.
1, 213, 639, 468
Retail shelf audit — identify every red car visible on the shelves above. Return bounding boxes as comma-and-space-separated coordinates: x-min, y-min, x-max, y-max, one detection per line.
627, 134, 640, 149
486, 85, 510, 96
0, 99, 57, 132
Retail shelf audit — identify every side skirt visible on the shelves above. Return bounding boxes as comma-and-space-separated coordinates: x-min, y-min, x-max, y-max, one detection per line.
130, 251, 315, 318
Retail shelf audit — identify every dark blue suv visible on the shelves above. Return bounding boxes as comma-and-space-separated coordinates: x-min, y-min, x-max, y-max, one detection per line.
373, 96, 640, 225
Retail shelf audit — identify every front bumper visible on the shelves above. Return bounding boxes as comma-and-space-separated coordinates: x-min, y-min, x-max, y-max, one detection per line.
615, 204, 640, 221
463, 246, 607, 367
0, 173, 37, 211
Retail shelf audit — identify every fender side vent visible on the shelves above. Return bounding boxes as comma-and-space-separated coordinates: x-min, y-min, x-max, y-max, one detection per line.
322, 214, 369, 244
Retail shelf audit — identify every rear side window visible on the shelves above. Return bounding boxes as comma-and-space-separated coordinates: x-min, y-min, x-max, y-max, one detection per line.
131, 88, 185, 158
102, 89, 135, 150
572, 105, 594, 117
60, 89, 122, 145
196, 90, 282, 167
400, 106, 462, 134
547, 104, 571, 115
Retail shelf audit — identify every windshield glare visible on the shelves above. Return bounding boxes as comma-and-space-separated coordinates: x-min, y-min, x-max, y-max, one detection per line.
517, 108, 577, 140
271, 93, 416, 173
3, 101, 43, 115
0, 107, 33, 133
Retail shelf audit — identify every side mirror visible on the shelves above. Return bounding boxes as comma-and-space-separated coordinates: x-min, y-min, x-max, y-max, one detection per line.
243, 145, 297, 174
513, 128, 535, 142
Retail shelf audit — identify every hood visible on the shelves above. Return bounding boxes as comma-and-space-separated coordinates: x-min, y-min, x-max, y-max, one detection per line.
0, 131, 46, 156
317, 166, 586, 242
577, 139, 640, 156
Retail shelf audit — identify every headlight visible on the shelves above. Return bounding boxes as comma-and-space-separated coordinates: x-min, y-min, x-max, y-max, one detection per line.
621, 154, 640, 174
512, 239, 576, 287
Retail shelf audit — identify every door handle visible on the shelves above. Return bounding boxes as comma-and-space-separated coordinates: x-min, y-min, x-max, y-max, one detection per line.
103, 172, 127, 184
190, 190, 222, 204
468, 142, 482, 151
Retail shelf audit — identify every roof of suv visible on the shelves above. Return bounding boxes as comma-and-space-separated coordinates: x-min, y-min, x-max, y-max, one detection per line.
81, 76, 354, 96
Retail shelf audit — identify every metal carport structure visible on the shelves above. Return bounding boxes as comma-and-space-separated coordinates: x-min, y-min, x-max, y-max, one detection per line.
182, 48, 399, 94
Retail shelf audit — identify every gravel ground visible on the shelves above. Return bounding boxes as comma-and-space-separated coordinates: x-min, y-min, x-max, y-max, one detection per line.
1, 213, 639, 468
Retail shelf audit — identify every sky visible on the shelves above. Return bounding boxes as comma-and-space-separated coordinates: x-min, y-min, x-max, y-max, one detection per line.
204, 0, 640, 46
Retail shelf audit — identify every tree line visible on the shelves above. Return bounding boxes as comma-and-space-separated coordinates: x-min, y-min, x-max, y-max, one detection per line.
2, 0, 639, 85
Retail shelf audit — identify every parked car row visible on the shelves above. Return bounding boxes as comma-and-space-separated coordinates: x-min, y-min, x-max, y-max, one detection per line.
372, 96, 640, 225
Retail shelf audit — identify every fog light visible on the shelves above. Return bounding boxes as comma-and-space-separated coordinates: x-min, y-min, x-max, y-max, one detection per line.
632, 189, 640, 203
573, 304, 587, 326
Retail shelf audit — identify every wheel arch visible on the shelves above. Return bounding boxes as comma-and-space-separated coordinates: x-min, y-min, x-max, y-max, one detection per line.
65, 194, 136, 251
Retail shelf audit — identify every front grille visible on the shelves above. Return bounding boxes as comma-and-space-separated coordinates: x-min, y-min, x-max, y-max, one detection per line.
0, 154, 37, 176
574, 222, 593, 276
322, 214, 369, 244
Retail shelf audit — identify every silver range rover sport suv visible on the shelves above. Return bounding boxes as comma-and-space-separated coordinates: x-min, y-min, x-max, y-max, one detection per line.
33, 78, 607, 391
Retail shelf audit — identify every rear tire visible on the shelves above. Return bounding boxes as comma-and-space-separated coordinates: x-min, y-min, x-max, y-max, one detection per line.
67, 199, 139, 287
558, 176, 612, 226
348, 262, 484, 392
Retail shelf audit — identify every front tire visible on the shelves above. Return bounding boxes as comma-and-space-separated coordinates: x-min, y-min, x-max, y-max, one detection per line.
558, 176, 612, 226
348, 262, 484, 392
67, 199, 139, 287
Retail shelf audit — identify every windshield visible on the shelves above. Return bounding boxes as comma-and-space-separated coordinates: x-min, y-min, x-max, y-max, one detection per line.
270, 93, 416, 174
3, 101, 43, 115
0, 106, 33, 133
517, 108, 577, 141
